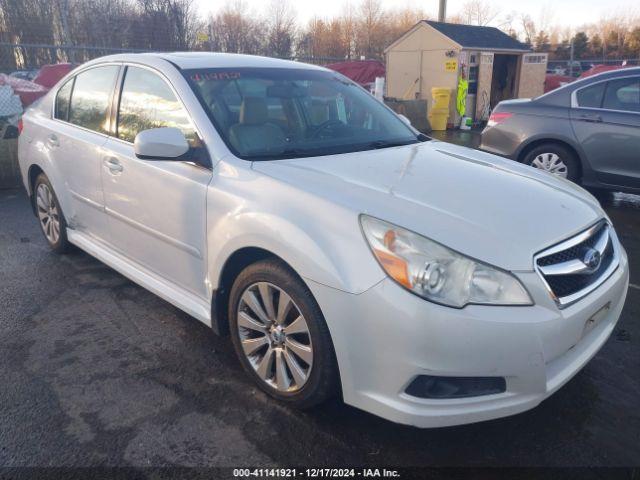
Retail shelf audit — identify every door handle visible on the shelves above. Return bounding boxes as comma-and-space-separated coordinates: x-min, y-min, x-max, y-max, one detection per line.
47, 134, 59, 147
579, 113, 602, 123
104, 157, 123, 174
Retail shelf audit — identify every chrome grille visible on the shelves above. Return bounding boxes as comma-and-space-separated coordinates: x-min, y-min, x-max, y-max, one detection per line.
534, 221, 619, 308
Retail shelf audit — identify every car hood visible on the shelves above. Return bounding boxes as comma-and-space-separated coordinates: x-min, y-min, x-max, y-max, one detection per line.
252, 140, 604, 271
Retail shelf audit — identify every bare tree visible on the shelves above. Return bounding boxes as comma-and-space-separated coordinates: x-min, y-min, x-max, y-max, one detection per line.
265, 0, 297, 58
339, 1, 357, 59
460, 0, 500, 26
135, 0, 202, 50
520, 14, 536, 46
209, 0, 264, 54
356, 0, 383, 58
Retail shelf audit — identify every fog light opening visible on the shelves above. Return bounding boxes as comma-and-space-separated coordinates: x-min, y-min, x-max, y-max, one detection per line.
405, 375, 506, 399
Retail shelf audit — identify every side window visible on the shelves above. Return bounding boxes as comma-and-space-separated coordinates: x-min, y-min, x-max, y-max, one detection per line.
117, 66, 197, 145
55, 78, 73, 121
68, 65, 119, 134
603, 78, 640, 113
576, 82, 605, 108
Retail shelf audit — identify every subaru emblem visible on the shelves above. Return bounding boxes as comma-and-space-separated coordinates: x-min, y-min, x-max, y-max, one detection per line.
582, 247, 601, 271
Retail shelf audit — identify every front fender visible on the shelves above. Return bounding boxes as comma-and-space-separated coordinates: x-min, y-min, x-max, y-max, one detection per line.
206, 163, 385, 296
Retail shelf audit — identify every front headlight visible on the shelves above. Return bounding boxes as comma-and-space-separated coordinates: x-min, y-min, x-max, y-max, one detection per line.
360, 215, 532, 308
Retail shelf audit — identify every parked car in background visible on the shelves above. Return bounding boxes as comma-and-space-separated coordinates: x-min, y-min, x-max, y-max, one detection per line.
18, 53, 628, 428
9, 69, 39, 81
480, 67, 640, 193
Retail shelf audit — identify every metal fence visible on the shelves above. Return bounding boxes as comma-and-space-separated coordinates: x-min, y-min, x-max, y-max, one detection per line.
0, 42, 151, 73
547, 57, 640, 76
0, 42, 344, 75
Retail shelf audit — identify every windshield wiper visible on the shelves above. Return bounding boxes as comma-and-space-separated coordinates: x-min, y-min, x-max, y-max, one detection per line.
366, 139, 420, 149
247, 138, 424, 161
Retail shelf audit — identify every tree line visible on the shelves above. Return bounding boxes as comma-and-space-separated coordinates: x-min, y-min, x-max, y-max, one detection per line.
0, 0, 426, 66
1, 0, 639, 70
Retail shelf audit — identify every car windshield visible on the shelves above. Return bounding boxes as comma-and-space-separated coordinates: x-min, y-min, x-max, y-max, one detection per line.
183, 67, 420, 160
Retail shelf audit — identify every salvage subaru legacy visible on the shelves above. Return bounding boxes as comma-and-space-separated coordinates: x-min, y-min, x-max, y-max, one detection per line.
17, 53, 628, 428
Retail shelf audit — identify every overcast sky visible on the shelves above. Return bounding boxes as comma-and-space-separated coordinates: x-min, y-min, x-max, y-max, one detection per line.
197, 0, 639, 31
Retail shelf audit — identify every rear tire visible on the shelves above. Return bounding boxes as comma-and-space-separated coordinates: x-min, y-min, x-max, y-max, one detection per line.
522, 144, 580, 182
33, 173, 70, 253
228, 258, 338, 409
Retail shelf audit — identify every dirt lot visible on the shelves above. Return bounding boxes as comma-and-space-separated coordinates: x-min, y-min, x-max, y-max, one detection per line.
0, 183, 639, 469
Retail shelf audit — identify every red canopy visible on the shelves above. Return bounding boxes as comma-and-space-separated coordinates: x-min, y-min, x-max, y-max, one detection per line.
325, 60, 385, 87
33, 63, 75, 88
544, 74, 574, 93
579, 64, 631, 79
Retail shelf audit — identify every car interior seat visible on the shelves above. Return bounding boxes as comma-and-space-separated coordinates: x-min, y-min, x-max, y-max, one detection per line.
229, 97, 286, 155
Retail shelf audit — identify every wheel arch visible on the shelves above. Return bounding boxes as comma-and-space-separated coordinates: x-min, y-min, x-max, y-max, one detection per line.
211, 246, 296, 336
27, 164, 46, 215
205, 207, 384, 338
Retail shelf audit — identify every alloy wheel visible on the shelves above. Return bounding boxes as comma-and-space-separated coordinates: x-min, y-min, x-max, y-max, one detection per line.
531, 152, 568, 178
236, 282, 313, 392
36, 183, 60, 244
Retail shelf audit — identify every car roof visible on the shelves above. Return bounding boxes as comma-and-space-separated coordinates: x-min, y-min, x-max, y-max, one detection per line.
86, 52, 328, 71
536, 66, 640, 106
574, 66, 640, 83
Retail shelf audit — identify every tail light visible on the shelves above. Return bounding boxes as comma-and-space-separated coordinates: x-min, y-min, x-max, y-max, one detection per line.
487, 112, 513, 127
17, 118, 23, 135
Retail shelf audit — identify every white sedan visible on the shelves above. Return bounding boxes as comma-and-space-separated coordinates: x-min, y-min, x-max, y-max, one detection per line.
17, 52, 629, 428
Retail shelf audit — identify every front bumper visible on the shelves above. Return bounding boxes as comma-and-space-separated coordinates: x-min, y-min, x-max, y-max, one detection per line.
307, 248, 629, 428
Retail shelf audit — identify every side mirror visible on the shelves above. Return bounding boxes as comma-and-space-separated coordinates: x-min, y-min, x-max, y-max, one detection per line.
398, 114, 412, 127
134, 127, 189, 160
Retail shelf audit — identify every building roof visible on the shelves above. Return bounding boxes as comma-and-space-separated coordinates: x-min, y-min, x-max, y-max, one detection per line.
424, 21, 529, 51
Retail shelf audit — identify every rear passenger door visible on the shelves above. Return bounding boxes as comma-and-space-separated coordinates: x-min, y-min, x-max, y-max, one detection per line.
101, 65, 212, 299
570, 75, 640, 189
49, 64, 120, 241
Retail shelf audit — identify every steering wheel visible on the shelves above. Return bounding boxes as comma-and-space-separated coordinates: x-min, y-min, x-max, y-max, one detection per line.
309, 120, 345, 139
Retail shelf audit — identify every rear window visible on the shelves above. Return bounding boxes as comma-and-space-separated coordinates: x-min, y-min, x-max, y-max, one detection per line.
576, 82, 605, 108
68, 65, 119, 134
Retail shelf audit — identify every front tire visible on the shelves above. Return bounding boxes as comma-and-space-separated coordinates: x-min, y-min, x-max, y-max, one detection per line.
522, 143, 579, 182
34, 173, 70, 253
228, 259, 338, 409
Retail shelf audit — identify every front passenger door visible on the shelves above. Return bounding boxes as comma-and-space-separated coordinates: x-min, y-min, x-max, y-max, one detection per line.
101, 66, 212, 299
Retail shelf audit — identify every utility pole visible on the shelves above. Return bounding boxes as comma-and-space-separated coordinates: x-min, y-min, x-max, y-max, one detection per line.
438, 0, 447, 22
569, 39, 574, 76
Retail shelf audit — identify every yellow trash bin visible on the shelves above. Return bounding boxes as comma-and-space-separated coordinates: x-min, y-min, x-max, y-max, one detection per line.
429, 113, 448, 131
431, 87, 451, 110
428, 106, 449, 131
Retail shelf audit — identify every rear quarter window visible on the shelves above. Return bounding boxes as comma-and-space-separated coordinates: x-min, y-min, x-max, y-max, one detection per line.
55, 78, 74, 121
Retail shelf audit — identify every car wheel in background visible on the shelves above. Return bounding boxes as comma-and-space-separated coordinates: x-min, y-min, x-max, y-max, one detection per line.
523, 144, 579, 182
34, 173, 70, 253
228, 259, 338, 409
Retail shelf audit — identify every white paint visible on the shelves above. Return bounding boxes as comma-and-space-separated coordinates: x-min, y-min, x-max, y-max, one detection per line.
18, 52, 631, 429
